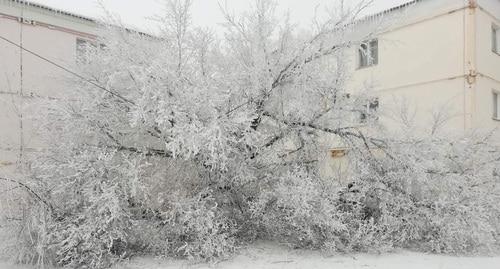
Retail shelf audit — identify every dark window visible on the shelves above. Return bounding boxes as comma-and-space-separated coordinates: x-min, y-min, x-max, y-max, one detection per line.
76, 38, 89, 63
493, 91, 500, 120
76, 38, 96, 64
360, 98, 379, 123
358, 39, 378, 68
493, 24, 499, 54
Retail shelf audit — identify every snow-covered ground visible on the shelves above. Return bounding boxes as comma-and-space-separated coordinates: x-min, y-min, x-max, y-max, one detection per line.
115, 244, 500, 269
0, 262, 31, 269
2, 242, 500, 269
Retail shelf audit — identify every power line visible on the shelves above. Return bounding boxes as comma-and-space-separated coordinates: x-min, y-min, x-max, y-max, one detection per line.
0, 34, 135, 105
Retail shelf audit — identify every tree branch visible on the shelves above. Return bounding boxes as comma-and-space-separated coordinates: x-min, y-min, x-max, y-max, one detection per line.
0, 176, 54, 213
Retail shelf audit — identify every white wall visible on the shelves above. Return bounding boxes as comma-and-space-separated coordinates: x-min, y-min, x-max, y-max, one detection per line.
0, 1, 97, 174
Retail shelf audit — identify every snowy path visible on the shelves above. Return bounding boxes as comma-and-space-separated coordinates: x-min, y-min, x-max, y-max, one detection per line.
2, 243, 500, 269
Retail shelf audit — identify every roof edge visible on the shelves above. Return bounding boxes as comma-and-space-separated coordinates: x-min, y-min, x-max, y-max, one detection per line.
4, 0, 96, 23
354, 0, 423, 25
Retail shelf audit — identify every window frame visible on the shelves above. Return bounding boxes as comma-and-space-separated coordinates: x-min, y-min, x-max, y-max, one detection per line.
330, 147, 348, 159
76, 38, 103, 64
358, 39, 379, 69
360, 97, 380, 123
493, 90, 500, 121
76, 38, 92, 64
493, 24, 500, 55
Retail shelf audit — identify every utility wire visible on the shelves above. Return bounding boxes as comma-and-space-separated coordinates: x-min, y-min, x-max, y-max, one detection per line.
0, 34, 135, 105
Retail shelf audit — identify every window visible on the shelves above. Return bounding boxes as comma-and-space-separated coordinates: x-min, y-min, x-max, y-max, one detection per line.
358, 39, 378, 68
76, 38, 91, 52
330, 148, 348, 158
76, 38, 102, 64
493, 91, 500, 120
493, 24, 500, 54
360, 98, 379, 122
76, 38, 92, 63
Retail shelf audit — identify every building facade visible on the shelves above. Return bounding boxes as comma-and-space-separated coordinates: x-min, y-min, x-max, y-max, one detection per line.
347, 0, 500, 133
0, 0, 97, 174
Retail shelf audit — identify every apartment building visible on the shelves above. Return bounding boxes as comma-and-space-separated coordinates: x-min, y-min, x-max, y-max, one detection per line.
0, 0, 98, 174
347, 0, 500, 133
321, 0, 500, 179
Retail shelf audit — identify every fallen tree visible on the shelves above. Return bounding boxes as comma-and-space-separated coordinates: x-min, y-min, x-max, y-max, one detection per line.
1, 0, 499, 268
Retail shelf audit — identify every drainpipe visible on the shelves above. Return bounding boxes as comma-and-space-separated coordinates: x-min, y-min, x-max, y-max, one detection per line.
464, 0, 477, 130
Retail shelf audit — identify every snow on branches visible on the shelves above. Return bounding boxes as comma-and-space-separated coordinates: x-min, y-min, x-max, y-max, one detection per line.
1, 0, 499, 268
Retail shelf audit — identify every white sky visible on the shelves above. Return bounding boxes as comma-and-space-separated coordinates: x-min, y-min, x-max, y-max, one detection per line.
29, 0, 414, 33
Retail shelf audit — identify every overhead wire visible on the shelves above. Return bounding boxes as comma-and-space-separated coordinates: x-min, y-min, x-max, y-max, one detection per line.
0, 34, 135, 105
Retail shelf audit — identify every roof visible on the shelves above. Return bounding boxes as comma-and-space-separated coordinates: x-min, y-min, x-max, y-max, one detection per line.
6, 0, 428, 27
3, 0, 96, 23
2, 0, 439, 37
355, 0, 424, 24
1, 0, 158, 37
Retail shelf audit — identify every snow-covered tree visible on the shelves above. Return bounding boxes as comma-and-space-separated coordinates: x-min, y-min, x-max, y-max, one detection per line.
1, 0, 499, 268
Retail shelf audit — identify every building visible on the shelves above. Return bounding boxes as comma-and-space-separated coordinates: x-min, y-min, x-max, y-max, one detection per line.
0, 0, 98, 174
347, 0, 500, 134
321, 0, 500, 179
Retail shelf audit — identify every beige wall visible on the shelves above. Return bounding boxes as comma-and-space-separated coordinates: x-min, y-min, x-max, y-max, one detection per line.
347, 0, 500, 135
323, 0, 500, 179
473, 3, 500, 130
474, 77, 500, 129
349, 0, 466, 89
377, 79, 469, 133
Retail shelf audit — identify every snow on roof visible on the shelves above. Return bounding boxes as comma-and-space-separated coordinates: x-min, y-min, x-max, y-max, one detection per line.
5, 0, 428, 27
4, 0, 96, 23
356, 0, 424, 24
2, 0, 435, 36
2, 0, 158, 37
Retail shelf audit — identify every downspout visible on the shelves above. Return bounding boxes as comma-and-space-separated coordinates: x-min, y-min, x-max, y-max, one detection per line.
463, 2, 467, 131
464, 0, 478, 131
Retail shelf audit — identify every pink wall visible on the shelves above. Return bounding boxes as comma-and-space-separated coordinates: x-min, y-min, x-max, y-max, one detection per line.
0, 7, 96, 173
